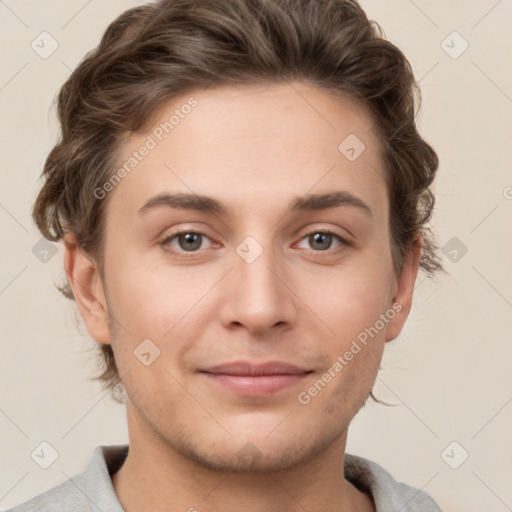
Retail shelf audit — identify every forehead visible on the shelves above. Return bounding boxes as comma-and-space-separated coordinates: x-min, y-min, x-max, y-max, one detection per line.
107, 82, 388, 220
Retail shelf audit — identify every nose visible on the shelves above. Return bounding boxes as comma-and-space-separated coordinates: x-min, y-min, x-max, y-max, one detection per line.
218, 238, 297, 336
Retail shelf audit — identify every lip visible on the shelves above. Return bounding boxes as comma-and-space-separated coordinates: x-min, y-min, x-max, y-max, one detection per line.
199, 361, 312, 396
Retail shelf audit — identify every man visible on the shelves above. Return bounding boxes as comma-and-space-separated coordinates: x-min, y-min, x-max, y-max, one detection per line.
8, 0, 444, 510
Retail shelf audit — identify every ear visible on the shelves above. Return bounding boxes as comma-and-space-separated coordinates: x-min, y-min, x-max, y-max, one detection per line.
385, 234, 422, 342
63, 232, 111, 345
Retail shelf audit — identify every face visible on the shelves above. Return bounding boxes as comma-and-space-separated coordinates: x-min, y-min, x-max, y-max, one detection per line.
70, 82, 418, 473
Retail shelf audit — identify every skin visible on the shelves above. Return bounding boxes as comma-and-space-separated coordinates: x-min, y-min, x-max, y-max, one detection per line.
64, 81, 420, 512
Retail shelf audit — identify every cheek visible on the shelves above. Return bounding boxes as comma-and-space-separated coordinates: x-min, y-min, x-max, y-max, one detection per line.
305, 265, 393, 342
300, 265, 392, 399
105, 250, 209, 335
104, 259, 219, 380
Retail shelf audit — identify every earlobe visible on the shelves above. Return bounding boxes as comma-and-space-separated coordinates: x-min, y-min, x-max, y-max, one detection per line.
63, 232, 111, 345
385, 234, 422, 342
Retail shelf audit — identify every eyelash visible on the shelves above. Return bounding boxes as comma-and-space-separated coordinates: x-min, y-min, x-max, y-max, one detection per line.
160, 229, 350, 259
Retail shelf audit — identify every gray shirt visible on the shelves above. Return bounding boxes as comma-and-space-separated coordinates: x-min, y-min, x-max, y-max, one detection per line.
6, 445, 443, 511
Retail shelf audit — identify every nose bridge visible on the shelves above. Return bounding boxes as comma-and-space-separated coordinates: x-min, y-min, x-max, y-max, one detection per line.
221, 233, 295, 332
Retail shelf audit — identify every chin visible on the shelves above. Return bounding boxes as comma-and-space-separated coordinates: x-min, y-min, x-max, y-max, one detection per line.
169, 424, 345, 474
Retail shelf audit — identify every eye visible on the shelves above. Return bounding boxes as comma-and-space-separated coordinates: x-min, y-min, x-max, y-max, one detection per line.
161, 230, 214, 254
160, 228, 349, 258
296, 231, 347, 252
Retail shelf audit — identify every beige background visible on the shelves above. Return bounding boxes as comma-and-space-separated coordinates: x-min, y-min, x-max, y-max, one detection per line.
1, 0, 511, 510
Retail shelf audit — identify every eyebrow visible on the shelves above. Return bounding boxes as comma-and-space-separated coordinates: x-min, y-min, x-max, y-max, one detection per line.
138, 191, 372, 217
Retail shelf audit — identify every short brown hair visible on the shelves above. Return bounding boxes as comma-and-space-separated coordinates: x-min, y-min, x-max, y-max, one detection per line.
32, 0, 444, 402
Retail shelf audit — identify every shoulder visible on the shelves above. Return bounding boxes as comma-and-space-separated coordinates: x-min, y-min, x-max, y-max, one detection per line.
4, 475, 86, 512
344, 453, 443, 512
4, 445, 128, 512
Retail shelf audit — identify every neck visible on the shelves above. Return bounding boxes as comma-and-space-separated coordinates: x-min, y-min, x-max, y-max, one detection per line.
112, 404, 375, 512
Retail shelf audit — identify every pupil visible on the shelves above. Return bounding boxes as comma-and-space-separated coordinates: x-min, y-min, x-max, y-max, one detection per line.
311, 233, 331, 250
180, 233, 201, 251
